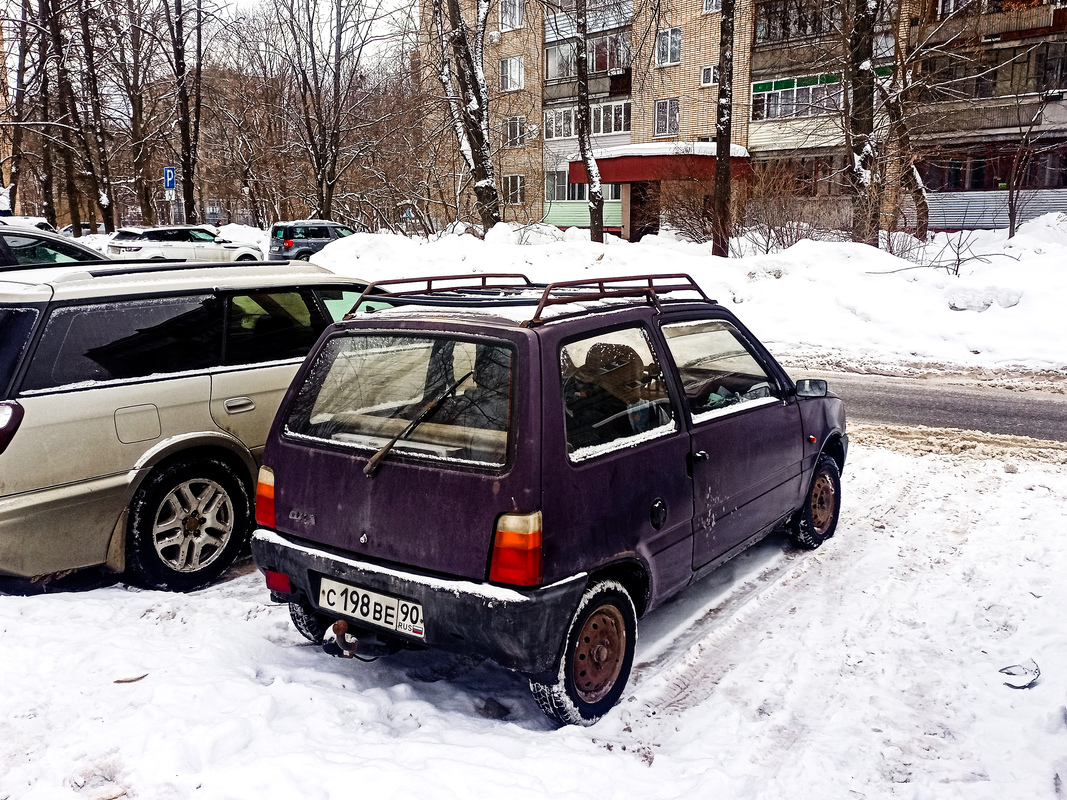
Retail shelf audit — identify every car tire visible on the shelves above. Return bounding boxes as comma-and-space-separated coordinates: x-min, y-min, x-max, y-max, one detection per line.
296, 253, 311, 261
529, 579, 637, 726
289, 600, 333, 644
236, 254, 256, 261
788, 454, 841, 550
126, 457, 252, 591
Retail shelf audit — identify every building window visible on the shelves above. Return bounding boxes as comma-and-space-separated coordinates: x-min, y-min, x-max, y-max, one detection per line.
592, 101, 631, 134
552, 181, 623, 201
544, 107, 575, 139
546, 43, 577, 80
503, 116, 526, 148
500, 0, 523, 30
703, 0, 722, 11
701, 65, 719, 86
546, 102, 630, 138
938, 0, 975, 17
655, 27, 681, 67
588, 32, 631, 73
750, 74, 843, 120
503, 175, 526, 204
499, 56, 524, 91
546, 171, 568, 201
654, 98, 680, 136
754, 0, 840, 44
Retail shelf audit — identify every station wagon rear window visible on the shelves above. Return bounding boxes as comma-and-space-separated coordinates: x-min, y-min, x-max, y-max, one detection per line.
285, 334, 513, 467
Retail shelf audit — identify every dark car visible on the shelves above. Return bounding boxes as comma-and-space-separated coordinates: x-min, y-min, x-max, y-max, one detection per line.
267, 220, 355, 261
251, 273, 847, 725
0, 225, 105, 269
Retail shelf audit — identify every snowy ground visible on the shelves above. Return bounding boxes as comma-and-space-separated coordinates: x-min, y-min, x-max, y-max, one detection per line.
5, 219, 1066, 799
2, 428, 1065, 799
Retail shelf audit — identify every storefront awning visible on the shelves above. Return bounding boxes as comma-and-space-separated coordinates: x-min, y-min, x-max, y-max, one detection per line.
568, 142, 752, 184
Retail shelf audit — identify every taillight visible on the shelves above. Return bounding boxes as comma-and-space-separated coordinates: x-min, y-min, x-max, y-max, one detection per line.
264, 569, 292, 595
255, 465, 275, 527
489, 511, 542, 587
0, 401, 24, 456
283, 239, 294, 249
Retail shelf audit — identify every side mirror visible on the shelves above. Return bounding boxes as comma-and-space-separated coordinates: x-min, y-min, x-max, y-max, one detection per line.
795, 379, 828, 398
214, 236, 229, 244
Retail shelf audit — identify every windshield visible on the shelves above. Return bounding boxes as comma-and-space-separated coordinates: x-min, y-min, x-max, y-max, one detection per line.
285, 334, 513, 468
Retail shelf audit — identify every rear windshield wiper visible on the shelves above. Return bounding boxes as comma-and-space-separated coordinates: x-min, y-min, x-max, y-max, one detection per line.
363, 370, 474, 477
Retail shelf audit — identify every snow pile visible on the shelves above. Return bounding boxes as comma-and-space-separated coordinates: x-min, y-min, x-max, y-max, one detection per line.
312, 217, 1067, 374
2, 441, 1066, 798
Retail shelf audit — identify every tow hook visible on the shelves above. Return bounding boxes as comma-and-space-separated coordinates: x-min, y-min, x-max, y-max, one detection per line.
322, 619, 360, 658
321, 619, 404, 660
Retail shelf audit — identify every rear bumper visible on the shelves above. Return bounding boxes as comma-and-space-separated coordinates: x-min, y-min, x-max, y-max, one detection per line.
251, 529, 587, 676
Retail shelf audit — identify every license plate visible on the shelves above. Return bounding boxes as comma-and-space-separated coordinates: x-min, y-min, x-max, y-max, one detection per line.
318, 577, 425, 639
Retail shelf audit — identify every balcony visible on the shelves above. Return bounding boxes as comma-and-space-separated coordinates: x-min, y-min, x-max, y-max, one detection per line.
544, 0, 633, 43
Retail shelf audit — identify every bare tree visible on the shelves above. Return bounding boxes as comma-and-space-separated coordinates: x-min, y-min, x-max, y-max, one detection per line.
430, 0, 501, 230
711, 0, 735, 257
162, 0, 207, 222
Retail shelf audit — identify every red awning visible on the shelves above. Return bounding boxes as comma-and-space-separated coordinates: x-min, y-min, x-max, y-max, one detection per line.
568, 144, 752, 184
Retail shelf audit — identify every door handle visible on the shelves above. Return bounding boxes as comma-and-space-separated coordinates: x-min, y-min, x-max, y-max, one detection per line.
224, 396, 256, 414
693, 450, 709, 461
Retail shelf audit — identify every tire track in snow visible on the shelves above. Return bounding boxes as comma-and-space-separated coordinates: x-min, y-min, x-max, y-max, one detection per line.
622, 457, 920, 722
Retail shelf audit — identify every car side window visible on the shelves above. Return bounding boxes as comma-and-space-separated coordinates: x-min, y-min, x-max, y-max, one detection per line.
306, 226, 330, 239
20, 295, 223, 392
314, 288, 371, 321
560, 327, 674, 457
335, 226, 355, 237
1, 233, 99, 265
661, 319, 781, 422
224, 291, 325, 365
189, 229, 216, 242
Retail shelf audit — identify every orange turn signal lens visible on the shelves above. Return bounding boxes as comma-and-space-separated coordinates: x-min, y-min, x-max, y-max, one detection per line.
255, 466, 275, 527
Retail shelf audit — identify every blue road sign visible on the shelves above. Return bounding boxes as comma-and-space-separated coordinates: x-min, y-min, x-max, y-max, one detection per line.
164, 167, 176, 189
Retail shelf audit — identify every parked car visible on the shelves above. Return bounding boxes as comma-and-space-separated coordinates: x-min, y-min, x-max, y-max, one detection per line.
0, 216, 57, 232
251, 273, 848, 725
0, 262, 371, 591
0, 225, 105, 269
107, 225, 263, 262
267, 220, 355, 261
60, 222, 108, 237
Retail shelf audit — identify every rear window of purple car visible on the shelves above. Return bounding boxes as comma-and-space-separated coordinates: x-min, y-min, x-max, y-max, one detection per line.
284, 334, 513, 467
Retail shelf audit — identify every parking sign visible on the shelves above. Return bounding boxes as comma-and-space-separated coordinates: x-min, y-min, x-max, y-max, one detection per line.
164, 167, 175, 189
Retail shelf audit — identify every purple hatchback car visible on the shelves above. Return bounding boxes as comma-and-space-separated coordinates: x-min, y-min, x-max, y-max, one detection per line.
252, 273, 847, 725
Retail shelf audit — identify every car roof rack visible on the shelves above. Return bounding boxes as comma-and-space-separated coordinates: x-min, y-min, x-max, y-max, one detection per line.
80, 259, 281, 278
346, 272, 713, 323
346, 273, 535, 317
525, 274, 712, 325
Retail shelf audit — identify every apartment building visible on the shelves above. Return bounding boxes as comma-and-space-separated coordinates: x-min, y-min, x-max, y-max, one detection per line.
429, 0, 1067, 236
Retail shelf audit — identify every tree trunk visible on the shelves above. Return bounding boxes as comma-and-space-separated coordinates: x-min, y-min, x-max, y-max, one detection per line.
5, 0, 33, 214
166, 0, 200, 223
78, 0, 116, 231
574, 0, 603, 242
433, 0, 501, 230
847, 0, 880, 247
712, 0, 735, 258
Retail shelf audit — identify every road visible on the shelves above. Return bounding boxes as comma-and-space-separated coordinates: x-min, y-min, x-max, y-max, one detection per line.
803, 370, 1067, 442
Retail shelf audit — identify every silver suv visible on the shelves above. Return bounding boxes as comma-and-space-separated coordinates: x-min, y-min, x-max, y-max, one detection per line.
0, 262, 368, 590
